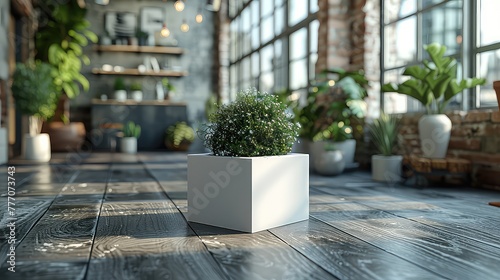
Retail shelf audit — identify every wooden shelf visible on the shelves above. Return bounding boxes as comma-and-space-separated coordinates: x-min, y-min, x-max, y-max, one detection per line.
94, 45, 184, 54
92, 68, 188, 77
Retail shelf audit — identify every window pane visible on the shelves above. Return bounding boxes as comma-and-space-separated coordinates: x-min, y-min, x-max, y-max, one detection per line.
242, 8, 250, 32
422, 0, 462, 56
252, 26, 259, 49
252, 0, 260, 26
241, 57, 250, 82
261, 0, 274, 18
384, 17, 416, 68
261, 17, 274, 44
275, 6, 284, 35
310, 20, 319, 53
384, 0, 417, 23
275, 66, 286, 91
275, 0, 283, 7
260, 72, 274, 92
290, 59, 308, 89
261, 45, 273, 72
310, 0, 318, 13
478, 0, 500, 46
251, 52, 260, 78
290, 28, 308, 60
289, 0, 308, 26
422, 0, 446, 8
310, 53, 318, 80
477, 50, 500, 107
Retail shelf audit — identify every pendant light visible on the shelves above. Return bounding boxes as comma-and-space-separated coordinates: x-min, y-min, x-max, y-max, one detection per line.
174, 0, 185, 12
180, 19, 190, 32
161, 23, 170, 37
195, 8, 203, 23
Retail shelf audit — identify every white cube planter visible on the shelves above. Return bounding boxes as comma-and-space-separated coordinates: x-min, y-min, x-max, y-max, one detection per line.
188, 153, 309, 233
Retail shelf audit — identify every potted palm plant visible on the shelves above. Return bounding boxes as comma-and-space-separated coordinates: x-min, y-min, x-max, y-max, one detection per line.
120, 121, 141, 154
382, 43, 486, 158
11, 62, 58, 162
188, 89, 308, 233
368, 112, 402, 182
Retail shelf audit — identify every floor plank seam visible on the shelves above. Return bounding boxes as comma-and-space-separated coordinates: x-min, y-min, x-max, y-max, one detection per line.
266, 228, 341, 279
140, 159, 232, 280
82, 162, 113, 280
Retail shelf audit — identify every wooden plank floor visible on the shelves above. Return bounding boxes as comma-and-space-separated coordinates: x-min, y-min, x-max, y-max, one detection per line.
1, 152, 500, 280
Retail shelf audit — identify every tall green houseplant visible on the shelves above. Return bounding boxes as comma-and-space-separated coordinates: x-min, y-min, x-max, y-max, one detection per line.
36, 0, 98, 102
382, 43, 486, 114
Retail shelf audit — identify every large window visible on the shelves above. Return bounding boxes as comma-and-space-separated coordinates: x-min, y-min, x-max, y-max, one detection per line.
382, 0, 500, 112
229, 0, 318, 100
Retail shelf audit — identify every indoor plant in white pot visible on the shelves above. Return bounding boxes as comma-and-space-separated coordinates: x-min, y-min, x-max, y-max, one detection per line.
114, 77, 127, 101
11, 61, 58, 162
368, 112, 402, 182
120, 121, 141, 154
130, 82, 143, 102
382, 43, 486, 158
188, 89, 308, 233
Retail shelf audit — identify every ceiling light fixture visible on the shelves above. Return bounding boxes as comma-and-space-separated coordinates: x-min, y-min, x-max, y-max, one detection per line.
195, 9, 203, 23
174, 0, 185, 12
161, 23, 170, 37
180, 19, 189, 32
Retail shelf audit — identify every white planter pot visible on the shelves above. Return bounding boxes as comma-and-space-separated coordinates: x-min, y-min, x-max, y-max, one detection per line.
310, 139, 356, 171
418, 114, 452, 158
115, 90, 127, 101
131, 90, 143, 102
371, 155, 403, 182
23, 133, 51, 162
187, 153, 309, 233
314, 150, 345, 176
120, 137, 137, 154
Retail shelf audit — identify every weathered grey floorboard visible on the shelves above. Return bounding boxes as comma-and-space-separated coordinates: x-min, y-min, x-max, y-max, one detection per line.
144, 162, 338, 280
315, 187, 500, 249
87, 162, 227, 280
309, 189, 500, 280
269, 218, 443, 280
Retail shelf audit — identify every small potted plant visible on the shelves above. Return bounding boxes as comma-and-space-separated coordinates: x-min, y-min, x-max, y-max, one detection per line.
188, 89, 308, 233
368, 112, 403, 182
130, 82, 143, 102
120, 121, 141, 154
11, 61, 58, 161
314, 142, 345, 176
165, 121, 195, 151
114, 77, 127, 101
161, 78, 176, 100
382, 43, 486, 158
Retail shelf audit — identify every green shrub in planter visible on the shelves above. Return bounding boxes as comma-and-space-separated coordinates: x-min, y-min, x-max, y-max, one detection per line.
165, 122, 195, 151
11, 61, 58, 135
202, 89, 300, 157
368, 112, 400, 156
122, 121, 141, 138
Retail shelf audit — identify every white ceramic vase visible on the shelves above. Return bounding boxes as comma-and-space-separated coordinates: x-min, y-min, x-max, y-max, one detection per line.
23, 133, 51, 162
120, 137, 137, 154
371, 155, 403, 182
418, 114, 452, 158
131, 90, 143, 102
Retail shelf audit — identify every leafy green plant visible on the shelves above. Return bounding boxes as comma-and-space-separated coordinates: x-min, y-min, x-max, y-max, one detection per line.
11, 61, 59, 135
205, 93, 221, 120
114, 78, 127, 91
162, 78, 175, 92
202, 89, 300, 157
122, 121, 141, 138
130, 82, 142, 91
165, 122, 195, 150
35, 0, 98, 99
382, 43, 486, 114
282, 68, 367, 142
368, 112, 400, 156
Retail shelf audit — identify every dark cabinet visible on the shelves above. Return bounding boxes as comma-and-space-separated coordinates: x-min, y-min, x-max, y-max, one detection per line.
91, 100, 188, 151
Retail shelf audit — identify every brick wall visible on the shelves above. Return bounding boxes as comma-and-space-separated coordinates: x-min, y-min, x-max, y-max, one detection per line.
398, 111, 500, 188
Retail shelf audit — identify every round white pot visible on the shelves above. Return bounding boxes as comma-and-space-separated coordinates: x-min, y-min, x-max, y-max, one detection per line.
310, 139, 356, 167
371, 155, 403, 182
418, 114, 452, 158
115, 90, 127, 102
314, 150, 345, 176
131, 90, 143, 102
23, 133, 51, 162
120, 137, 137, 154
